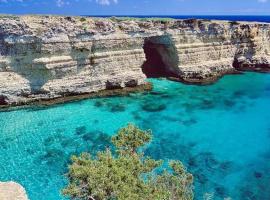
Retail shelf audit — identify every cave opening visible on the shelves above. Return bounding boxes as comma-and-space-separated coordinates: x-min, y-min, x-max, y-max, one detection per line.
142, 35, 180, 78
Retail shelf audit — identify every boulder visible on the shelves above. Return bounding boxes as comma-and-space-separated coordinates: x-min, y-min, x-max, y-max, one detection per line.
0, 182, 28, 200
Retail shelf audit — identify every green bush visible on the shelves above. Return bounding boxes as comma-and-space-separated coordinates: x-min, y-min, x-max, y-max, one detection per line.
62, 124, 193, 200
80, 17, 87, 22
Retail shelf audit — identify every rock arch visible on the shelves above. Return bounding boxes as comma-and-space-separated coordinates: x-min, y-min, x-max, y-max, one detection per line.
142, 35, 180, 78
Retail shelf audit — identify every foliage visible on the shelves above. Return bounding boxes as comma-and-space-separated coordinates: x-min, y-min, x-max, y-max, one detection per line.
229, 21, 240, 26
80, 17, 87, 22
62, 123, 193, 200
111, 123, 152, 155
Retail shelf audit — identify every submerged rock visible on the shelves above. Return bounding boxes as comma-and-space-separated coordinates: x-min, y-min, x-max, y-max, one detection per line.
240, 188, 256, 200
223, 99, 236, 107
141, 102, 166, 112
132, 111, 142, 120
219, 161, 234, 172
182, 118, 198, 126
37, 121, 44, 127
43, 148, 65, 160
60, 137, 79, 148
195, 172, 208, 185
81, 130, 111, 151
233, 90, 247, 98
188, 157, 198, 168
75, 126, 87, 135
43, 136, 55, 146
200, 99, 216, 109
82, 132, 95, 142
163, 115, 179, 122
109, 103, 126, 112
26, 148, 35, 155
43, 133, 65, 146
254, 171, 263, 179
94, 101, 105, 108
214, 185, 227, 198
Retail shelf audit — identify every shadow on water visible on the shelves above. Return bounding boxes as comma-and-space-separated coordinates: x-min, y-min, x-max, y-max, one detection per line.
144, 129, 240, 199
236, 156, 270, 200
38, 126, 113, 175
94, 99, 126, 112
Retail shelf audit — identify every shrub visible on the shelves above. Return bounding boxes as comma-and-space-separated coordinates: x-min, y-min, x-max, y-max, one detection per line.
62, 124, 193, 200
80, 17, 87, 22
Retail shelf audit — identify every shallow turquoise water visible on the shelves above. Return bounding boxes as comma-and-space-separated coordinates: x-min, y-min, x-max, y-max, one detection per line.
0, 72, 270, 200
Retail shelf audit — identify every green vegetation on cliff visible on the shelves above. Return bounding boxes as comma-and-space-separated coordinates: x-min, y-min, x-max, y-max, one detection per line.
62, 124, 193, 200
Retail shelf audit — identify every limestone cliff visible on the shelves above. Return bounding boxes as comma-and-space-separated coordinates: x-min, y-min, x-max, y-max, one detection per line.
0, 15, 269, 106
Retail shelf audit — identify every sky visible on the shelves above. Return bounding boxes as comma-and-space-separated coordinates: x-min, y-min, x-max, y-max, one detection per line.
0, 0, 270, 16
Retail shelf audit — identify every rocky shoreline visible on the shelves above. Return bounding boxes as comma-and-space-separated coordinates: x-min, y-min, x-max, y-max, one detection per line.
0, 182, 28, 200
0, 15, 270, 107
0, 82, 152, 110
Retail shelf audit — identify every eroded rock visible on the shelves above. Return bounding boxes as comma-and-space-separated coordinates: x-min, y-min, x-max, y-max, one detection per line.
0, 15, 270, 106
0, 182, 28, 200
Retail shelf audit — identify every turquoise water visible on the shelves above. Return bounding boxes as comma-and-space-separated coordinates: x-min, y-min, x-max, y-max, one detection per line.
0, 72, 270, 200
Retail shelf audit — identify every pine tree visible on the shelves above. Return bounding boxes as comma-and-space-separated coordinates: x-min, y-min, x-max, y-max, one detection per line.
63, 123, 193, 200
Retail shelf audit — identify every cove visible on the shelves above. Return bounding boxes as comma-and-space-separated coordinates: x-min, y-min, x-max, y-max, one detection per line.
0, 72, 270, 200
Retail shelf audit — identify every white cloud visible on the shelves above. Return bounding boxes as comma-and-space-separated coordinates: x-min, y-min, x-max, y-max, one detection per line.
56, 0, 70, 7
0, 0, 119, 6
96, 0, 118, 6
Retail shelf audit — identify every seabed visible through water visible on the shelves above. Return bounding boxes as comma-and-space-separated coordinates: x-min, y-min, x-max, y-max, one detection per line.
0, 72, 270, 200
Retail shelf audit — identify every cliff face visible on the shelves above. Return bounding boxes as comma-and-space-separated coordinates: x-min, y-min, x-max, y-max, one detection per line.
0, 16, 269, 105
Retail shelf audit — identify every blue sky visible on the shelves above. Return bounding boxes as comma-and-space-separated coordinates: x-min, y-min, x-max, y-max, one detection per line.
0, 0, 270, 15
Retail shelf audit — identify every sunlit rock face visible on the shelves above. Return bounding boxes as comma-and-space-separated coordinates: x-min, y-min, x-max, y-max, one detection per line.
0, 16, 269, 105
0, 182, 28, 200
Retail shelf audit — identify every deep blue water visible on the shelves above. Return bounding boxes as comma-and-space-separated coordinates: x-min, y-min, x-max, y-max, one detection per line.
0, 72, 270, 200
88, 15, 270, 23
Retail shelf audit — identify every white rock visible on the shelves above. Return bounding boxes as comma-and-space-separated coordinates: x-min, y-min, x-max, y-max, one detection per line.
0, 15, 269, 105
0, 182, 28, 200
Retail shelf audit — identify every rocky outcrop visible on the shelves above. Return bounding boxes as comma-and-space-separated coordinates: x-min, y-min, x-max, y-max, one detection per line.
0, 15, 269, 106
0, 182, 28, 200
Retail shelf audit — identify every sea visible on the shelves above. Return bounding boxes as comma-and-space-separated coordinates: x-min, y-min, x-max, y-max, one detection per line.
88, 15, 270, 23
